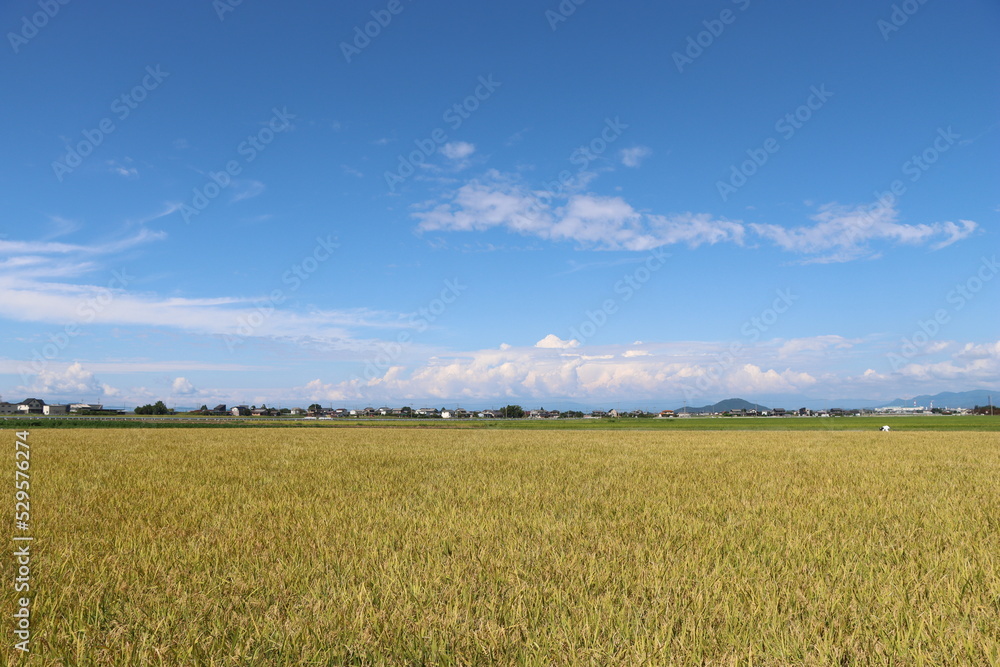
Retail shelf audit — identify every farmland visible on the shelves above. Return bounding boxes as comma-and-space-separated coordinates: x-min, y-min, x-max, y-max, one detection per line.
3, 414, 998, 431
4, 428, 999, 665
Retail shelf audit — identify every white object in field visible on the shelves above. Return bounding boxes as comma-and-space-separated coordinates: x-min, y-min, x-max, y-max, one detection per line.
880, 425, 890, 432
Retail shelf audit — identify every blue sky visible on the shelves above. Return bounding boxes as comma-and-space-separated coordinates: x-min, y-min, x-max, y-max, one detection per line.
1, 0, 998, 410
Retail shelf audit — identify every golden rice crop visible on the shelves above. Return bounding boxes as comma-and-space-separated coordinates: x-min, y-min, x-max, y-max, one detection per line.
3, 428, 999, 665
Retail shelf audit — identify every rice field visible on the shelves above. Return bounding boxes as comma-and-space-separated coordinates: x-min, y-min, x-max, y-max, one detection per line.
4, 428, 1000, 665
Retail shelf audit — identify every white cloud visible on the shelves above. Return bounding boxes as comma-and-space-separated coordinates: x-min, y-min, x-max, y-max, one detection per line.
441, 142, 476, 160
294, 340, 825, 403
231, 180, 266, 203
870, 338, 1000, 388
924, 340, 952, 355
750, 202, 978, 262
956, 341, 1000, 360
620, 146, 652, 168
778, 335, 858, 358
0, 228, 167, 282
0, 228, 165, 260
0, 262, 424, 360
171, 377, 196, 395
414, 171, 744, 251
415, 173, 977, 259
861, 368, 887, 382
0, 277, 406, 345
535, 334, 580, 349
0, 224, 409, 347
107, 159, 139, 179
0, 359, 267, 375
43, 216, 82, 240
15, 336, 990, 407
894, 357, 999, 383
341, 165, 364, 178
723, 364, 818, 394
505, 128, 530, 146
17, 362, 113, 398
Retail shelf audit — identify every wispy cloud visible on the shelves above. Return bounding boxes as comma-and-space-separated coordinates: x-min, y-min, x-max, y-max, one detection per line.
778, 335, 859, 358
556, 255, 658, 276
0, 226, 410, 350
41, 216, 82, 240
130, 203, 185, 227
620, 145, 652, 168
0, 278, 410, 345
0, 228, 165, 261
0, 359, 269, 375
505, 127, 530, 146
750, 202, 978, 262
231, 180, 266, 203
107, 158, 139, 179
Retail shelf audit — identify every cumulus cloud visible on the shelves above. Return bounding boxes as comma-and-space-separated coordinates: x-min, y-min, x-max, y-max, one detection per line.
17, 362, 116, 398
722, 364, 818, 394
535, 334, 580, 349
171, 377, 196, 395
441, 142, 476, 160
956, 341, 1000, 359
875, 338, 1000, 389
293, 340, 824, 404
893, 358, 999, 383
70, 334, 989, 407
414, 172, 977, 259
620, 146, 652, 168
414, 171, 744, 251
923, 340, 953, 355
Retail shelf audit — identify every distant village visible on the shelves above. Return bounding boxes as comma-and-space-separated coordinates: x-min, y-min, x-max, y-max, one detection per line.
0, 397, 982, 419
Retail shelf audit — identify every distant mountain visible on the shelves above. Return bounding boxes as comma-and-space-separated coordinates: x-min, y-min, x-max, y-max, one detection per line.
879, 390, 996, 409
675, 398, 770, 414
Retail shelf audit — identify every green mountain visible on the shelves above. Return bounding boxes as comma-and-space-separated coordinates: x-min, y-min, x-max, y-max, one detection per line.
676, 398, 770, 414
881, 390, 995, 409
